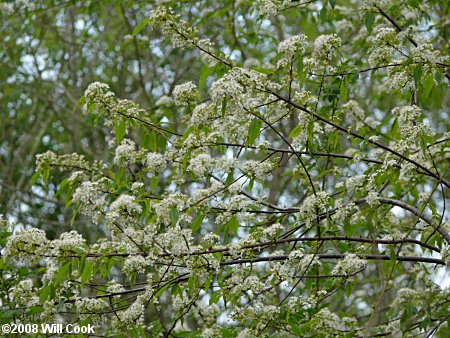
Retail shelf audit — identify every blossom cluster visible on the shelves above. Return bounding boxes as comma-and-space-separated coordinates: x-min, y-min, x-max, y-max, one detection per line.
331, 253, 367, 275
277, 34, 308, 68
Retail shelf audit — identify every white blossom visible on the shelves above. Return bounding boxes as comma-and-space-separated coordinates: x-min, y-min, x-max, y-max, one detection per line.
172, 82, 198, 105
332, 253, 367, 275
11, 279, 38, 306
123, 255, 148, 275
188, 153, 215, 176
52, 230, 86, 253
277, 34, 308, 68
366, 190, 380, 207
144, 152, 166, 173
109, 194, 142, 214
114, 139, 138, 165
299, 191, 329, 224
75, 298, 108, 321
3, 228, 49, 262
313, 34, 341, 60
84, 82, 112, 104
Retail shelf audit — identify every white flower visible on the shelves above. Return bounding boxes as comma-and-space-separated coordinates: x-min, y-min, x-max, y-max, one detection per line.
11, 279, 38, 306
292, 91, 317, 108
3, 228, 49, 262
241, 160, 276, 180
52, 230, 86, 252
243, 58, 261, 69
120, 300, 145, 325
123, 255, 147, 275
345, 175, 366, 191
155, 95, 174, 106
72, 181, 104, 223
313, 34, 341, 60
75, 298, 108, 320
332, 253, 367, 275
210, 73, 244, 102
188, 153, 215, 176
393, 105, 421, 126
202, 232, 220, 246
257, 0, 278, 17
339, 100, 365, 130
335, 19, 354, 33
131, 182, 144, 192
109, 194, 142, 214
277, 34, 308, 68
144, 152, 166, 173
256, 0, 291, 17
84, 82, 112, 104
299, 191, 329, 224
362, 0, 388, 12
106, 280, 126, 294
366, 190, 380, 207
387, 67, 414, 91
114, 139, 137, 165
172, 82, 198, 105
411, 44, 447, 64
190, 103, 215, 126
418, 192, 430, 204
310, 308, 344, 335
236, 328, 257, 338
368, 45, 394, 66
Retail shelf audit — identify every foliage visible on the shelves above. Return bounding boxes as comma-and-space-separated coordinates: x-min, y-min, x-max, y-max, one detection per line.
1, 0, 450, 337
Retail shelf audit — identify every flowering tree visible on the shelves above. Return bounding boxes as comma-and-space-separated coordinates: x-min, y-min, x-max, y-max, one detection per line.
1, 0, 450, 337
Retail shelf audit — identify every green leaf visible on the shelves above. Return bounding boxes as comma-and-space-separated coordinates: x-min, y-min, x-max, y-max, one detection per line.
42, 167, 50, 185
329, 0, 336, 8
170, 208, 179, 224
420, 136, 428, 156
149, 131, 157, 152
296, 56, 305, 85
114, 120, 127, 142
151, 176, 158, 193
132, 17, 151, 36
414, 63, 423, 86
72, 95, 86, 114
81, 260, 94, 285
289, 124, 303, 138
188, 274, 196, 293
71, 207, 78, 226
225, 171, 234, 185
389, 247, 397, 263
30, 171, 40, 187
199, 65, 215, 94
246, 118, 262, 146
423, 72, 434, 97
55, 178, 69, 197
390, 118, 399, 138
340, 79, 348, 102
364, 12, 375, 33
227, 216, 239, 235
182, 126, 195, 142
209, 291, 221, 305
154, 282, 171, 298
39, 285, 53, 303
54, 261, 71, 285
291, 326, 303, 336
320, 3, 328, 20
204, 272, 213, 292
192, 213, 204, 233
28, 306, 44, 315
